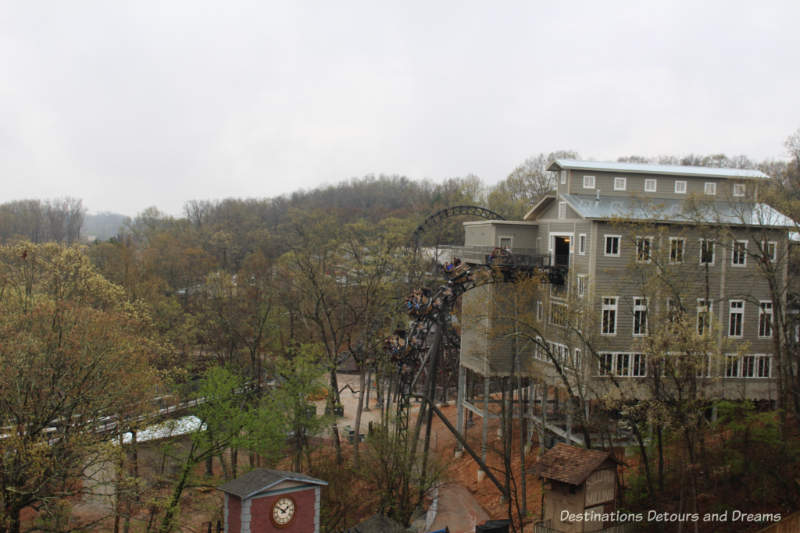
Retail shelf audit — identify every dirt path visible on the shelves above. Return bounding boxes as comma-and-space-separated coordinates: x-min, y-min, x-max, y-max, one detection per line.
428, 482, 490, 533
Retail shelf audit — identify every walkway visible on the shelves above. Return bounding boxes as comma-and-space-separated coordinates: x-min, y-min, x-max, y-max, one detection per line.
427, 483, 490, 533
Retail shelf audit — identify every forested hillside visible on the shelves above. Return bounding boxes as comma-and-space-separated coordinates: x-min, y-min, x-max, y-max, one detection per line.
2, 135, 800, 533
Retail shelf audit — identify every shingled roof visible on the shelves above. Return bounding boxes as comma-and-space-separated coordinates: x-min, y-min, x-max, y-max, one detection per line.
532, 443, 616, 486
217, 469, 327, 499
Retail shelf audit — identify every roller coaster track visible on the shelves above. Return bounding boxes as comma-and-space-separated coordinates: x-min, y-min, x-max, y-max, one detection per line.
411, 205, 505, 250
386, 245, 565, 498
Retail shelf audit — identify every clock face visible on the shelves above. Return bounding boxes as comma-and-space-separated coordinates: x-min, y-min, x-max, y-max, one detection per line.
271, 496, 296, 528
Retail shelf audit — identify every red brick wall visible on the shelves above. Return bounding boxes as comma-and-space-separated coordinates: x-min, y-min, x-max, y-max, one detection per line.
249, 488, 316, 533
228, 495, 242, 533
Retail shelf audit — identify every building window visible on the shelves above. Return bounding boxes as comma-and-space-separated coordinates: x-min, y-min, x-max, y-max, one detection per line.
633, 297, 648, 336
759, 301, 773, 338
583, 175, 595, 189
560, 170, 567, 184
499, 237, 512, 249
699, 239, 715, 265
725, 355, 740, 378
578, 234, 586, 255
573, 348, 582, 371
558, 202, 567, 219
669, 237, 685, 264
550, 301, 568, 327
577, 275, 587, 298
697, 299, 712, 336
729, 300, 744, 337
675, 180, 687, 194
598, 353, 613, 376
534, 336, 544, 360
632, 353, 647, 377
536, 301, 543, 321
616, 353, 630, 376
666, 298, 682, 322
763, 241, 777, 262
644, 178, 657, 192
696, 354, 711, 378
614, 177, 626, 191
741, 355, 770, 378
733, 183, 746, 197
704, 182, 717, 195
732, 240, 747, 266
756, 355, 771, 378
601, 297, 617, 335
634, 236, 652, 263
604, 235, 621, 257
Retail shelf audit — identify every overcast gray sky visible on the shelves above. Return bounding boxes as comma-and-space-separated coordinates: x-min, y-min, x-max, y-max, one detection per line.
2, 1, 799, 216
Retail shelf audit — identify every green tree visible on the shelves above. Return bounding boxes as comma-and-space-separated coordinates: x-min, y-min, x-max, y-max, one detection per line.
0, 242, 158, 533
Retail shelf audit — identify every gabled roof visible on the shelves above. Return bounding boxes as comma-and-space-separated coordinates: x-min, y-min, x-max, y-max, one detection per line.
523, 195, 556, 221
548, 159, 770, 180
559, 194, 795, 228
532, 443, 616, 486
217, 469, 327, 499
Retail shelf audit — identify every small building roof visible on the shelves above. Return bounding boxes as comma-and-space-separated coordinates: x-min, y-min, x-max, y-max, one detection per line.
548, 159, 770, 180
217, 469, 327, 499
532, 443, 616, 486
558, 194, 795, 228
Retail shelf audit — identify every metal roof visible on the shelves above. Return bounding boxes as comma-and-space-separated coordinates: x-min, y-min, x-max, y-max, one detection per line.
217, 468, 327, 499
548, 159, 770, 180
559, 194, 796, 228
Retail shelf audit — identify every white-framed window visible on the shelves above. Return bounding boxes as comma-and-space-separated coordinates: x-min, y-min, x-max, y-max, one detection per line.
614, 177, 627, 191
759, 301, 773, 338
597, 353, 646, 377
644, 178, 657, 192
756, 355, 771, 378
697, 299, 712, 336
558, 202, 567, 219
632, 353, 647, 377
598, 353, 613, 376
763, 241, 777, 262
536, 301, 543, 321
733, 183, 746, 197
699, 239, 715, 265
696, 354, 711, 378
616, 353, 630, 376
601, 296, 617, 335
669, 237, 685, 264
574, 348, 582, 371
583, 175, 595, 189
534, 336, 544, 360
578, 234, 586, 255
725, 355, 740, 378
704, 182, 717, 195
635, 236, 653, 263
666, 297, 681, 322
604, 235, 621, 257
550, 301, 568, 327
729, 300, 744, 338
675, 180, 687, 194
741, 355, 770, 378
577, 275, 587, 298
732, 240, 747, 266
560, 170, 567, 184
499, 236, 512, 249
632, 297, 648, 336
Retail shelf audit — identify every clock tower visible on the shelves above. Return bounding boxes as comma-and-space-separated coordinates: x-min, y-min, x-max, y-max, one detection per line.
218, 469, 327, 533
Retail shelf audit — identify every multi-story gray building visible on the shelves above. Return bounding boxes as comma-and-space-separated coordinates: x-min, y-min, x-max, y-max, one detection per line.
456, 159, 794, 420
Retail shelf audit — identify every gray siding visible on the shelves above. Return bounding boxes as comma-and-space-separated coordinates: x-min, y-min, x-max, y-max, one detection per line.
569, 171, 751, 201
